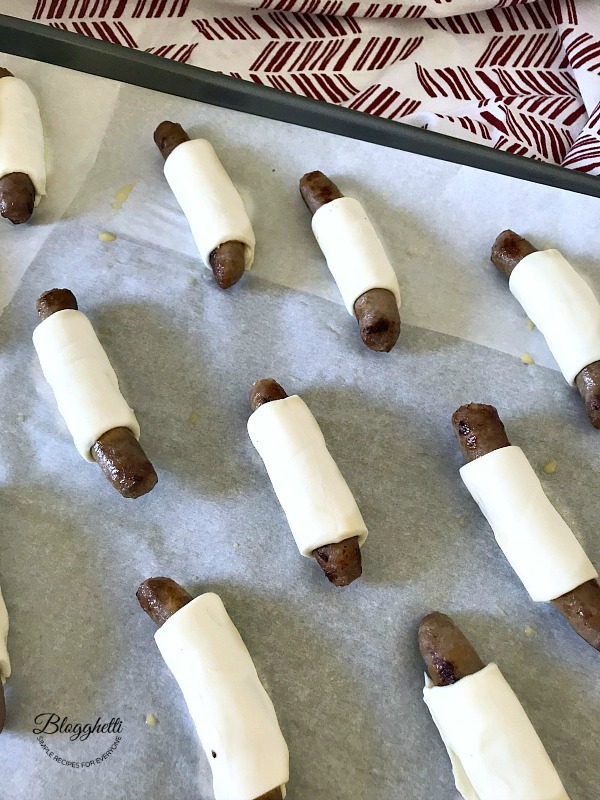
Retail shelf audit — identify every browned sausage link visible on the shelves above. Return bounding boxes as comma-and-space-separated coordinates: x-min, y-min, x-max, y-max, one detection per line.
452, 403, 510, 462
313, 536, 362, 587
155, 120, 246, 289
490, 229, 538, 278
552, 579, 600, 652
255, 790, 283, 800
209, 240, 247, 290
250, 378, 288, 412
36, 288, 78, 321
0, 681, 5, 734
250, 377, 363, 586
36, 289, 158, 499
299, 170, 343, 215
575, 362, 600, 430
418, 612, 485, 687
153, 120, 190, 162
299, 170, 401, 352
91, 428, 158, 499
0, 68, 13, 79
354, 288, 401, 353
137, 577, 193, 627
0, 172, 36, 225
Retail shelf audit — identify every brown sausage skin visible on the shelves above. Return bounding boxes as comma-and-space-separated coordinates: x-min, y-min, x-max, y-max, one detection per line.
313, 536, 362, 587
0, 681, 5, 733
249, 378, 287, 412
36, 289, 158, 499
136, 577, 193, 627
250, 378, 363, 586
492, 230, 600, 429
36, 288, 78, 320
575, 362, 600, 430
209, 240, 246, 290
91, 428, 158, 499
154, 120, 190, 161
299, 170, 343, 215
552, 579, 600, 652
490, 229, 537, 279
452, 403, 510, 462
154, 120, 246, 290
0, 172, 36, 225
0, 68, 13, 79
418, 612, 485, 686
354, 288, 401, 353
299, 170, 400, 353
255, 790, 283, 800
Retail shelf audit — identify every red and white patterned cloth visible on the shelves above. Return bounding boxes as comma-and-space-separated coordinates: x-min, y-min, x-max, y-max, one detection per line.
3, 1, 600, 172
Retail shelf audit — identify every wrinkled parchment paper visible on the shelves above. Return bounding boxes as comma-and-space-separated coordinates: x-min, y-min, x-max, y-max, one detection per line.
0, 53, 598, 800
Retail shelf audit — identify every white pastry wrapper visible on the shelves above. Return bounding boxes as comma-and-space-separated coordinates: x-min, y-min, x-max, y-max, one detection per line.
460, 446, 597, 602
164, 138, 255, 270
33, 309, 140, 461
423, 664, 569, 800
247, 395, 368, 556
311, 196, 401, 315
509, 249, 600, 385
0, 76, 46, 204
154, 593, 289, 800
0, 585, 10, 683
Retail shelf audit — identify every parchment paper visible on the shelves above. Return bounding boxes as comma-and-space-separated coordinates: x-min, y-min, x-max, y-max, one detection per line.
0, 53, 598, 800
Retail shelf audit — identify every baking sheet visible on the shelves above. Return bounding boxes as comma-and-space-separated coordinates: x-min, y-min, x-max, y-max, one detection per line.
0, 53, 599, 800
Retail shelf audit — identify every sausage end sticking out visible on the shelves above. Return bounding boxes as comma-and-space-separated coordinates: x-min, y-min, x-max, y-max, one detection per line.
354, 288, 400, 353
153, 120, 190, 162
452, 403, 510, 462
137, 577, 193, 627
300, 170, 400, 352
0, 172, 36, 225
0, 68, 13, 79
552, 579, 600, 652
250, 377, 363, 586
575, 362, 600, 430
36, 289, 157, 498
490, 230, 537, 278
36, 288, 78, 321
209, 240, 246, 290
313, 536, 362, 587
418, 612, 485, 686
91, 428, 158, 499
249, 378, 288, 413
0, 681, 5, 733
299, 170, 343, 215
255, 790, 284, 800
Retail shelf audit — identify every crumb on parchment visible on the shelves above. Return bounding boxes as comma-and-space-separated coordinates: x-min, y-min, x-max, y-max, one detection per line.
524, 625, 536, 637
145, 714, 158, 727
98, 232, 116, 242
542, 458, 557, 475
189, 411, 199, 425
520, 353, 535, 365
526, 318, 535, 330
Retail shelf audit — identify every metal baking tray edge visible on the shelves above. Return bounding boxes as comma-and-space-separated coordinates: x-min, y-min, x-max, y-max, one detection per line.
1, 12, 599, 199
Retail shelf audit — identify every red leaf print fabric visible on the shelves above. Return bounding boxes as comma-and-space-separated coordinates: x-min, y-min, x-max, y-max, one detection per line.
2, 0, 600, 172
